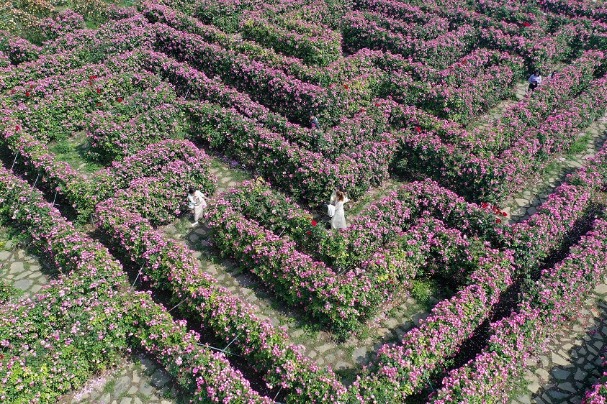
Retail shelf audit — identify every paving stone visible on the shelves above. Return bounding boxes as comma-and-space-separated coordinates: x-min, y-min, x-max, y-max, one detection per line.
132, 371, 140, 384
317, 344, 332, 354
535, 368, 550, 382
560, 382, 576, 393
139, 381, 155, 397
99, 393, 112, 404
119, 398, 133, 404
539, 355, 550, 367
334, 361, 350, 371
0, 251, 10, 260
13, 278, 32, 291
548, 390, 569, 400
353, 347, 369, 362
9, 261, 24, 273
574, 368, 587, 381
113, 375, 131, 396
551, 352, 570, 366
139, 356, 157, 374
527, 379, 540, 394
595, 284, 607, 295
150, 369, 171, 388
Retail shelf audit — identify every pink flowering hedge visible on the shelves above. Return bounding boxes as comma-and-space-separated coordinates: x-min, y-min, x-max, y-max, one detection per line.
394, 62, 607, 202
221, 179, 505, 270
207, 179, 512, 337
0, 32, 42, 64
0, 115, 215, 223
433, 216, 607, 401
351, 246, 514, 401
144, 50, 388, 160
239, 11, 342, 66
94, 201, 347, 402
0, 165, 266, 403
343, 12, 478, 70
584, 367, 607, 403
153, 23, 342, 125
184, 99, 394, 203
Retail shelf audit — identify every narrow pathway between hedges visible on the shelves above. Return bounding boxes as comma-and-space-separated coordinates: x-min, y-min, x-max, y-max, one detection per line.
0, 230, 182, 403
61, 353, 181, 404
159, 156, 442, 385
467, 81, 529, 131
0, 232, 51, 299
503, 114, 607, 223
512, 281, 607, 404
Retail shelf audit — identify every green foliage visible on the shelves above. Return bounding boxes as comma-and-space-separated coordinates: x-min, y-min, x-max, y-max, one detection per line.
0, 280, 20, 302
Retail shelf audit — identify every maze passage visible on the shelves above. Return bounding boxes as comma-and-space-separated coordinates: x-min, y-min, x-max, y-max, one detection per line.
1, 0, 607, 402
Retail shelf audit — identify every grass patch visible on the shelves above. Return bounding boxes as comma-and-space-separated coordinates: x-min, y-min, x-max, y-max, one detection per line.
209, 157, 252, 184
567, 133, 592, 156
101, 377, 116, 396
49, 137, 103, 173
411, 278, 442, 310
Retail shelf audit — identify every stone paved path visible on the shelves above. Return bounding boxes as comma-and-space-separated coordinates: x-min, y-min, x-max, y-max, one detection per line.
512, 281, 607, 404
0, 234, 51, 299
467, 81, 528, 131
61, 353, 182, 404
347, 178, 401, 220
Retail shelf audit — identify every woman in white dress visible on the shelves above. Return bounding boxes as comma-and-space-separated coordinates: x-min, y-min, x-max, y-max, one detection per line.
330, 190, 349, 230
188, 187, 208, 227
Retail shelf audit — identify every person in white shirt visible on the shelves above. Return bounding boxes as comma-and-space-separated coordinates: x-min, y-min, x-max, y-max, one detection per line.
528, 71, 542, 92
329, 190, 349, 230
187, 187, 208, 227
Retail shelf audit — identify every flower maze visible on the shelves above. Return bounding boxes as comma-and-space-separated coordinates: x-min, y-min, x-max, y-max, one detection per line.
1, 0, 607, 402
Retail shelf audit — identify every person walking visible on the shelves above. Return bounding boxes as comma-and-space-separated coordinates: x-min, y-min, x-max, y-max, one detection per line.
310, 114, 320, 130
528, 71, 542, 93
188, 187, 208, 227
329, 190, 349, 230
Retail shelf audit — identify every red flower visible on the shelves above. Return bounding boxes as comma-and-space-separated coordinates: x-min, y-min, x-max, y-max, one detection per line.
96, 88, 101, 94
15, 125, 20, 132
89, 75, 97, 80
29, 84, 34, 89
374, 102, 381, 107
9, 89, 15, 94
496, 218, 501, 223
414, 126, 422, 133
117, 97, 123, 103
502, 212, 507, 217
359, 108, 365, 113
522, 21, 531, 27
96, 102, 102, 107
25, 91, 30, 97
306, 230, 312, 235
481, 202, 489, 209
461, 59, 468, 66
311, 220, 317, 227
